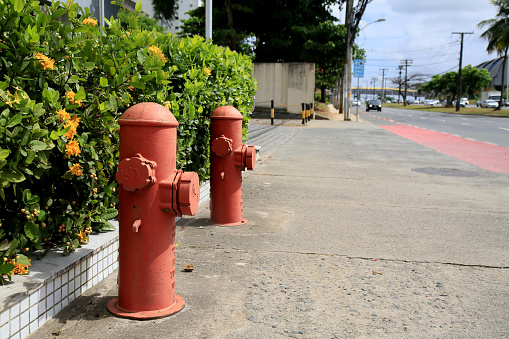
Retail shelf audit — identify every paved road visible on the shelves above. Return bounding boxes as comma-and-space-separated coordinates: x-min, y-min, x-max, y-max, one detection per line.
363, 107, 509, 147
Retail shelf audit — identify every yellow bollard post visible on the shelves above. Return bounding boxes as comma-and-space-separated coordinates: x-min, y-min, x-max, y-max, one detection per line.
271, 100, 274, 125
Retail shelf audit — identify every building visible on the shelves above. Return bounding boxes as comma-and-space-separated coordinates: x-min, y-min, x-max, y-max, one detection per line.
476, 56, 508, 91
169, 0, 203, 34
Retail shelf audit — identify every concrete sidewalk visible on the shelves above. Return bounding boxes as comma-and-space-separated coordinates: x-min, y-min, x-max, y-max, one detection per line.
29, 109, 509, 338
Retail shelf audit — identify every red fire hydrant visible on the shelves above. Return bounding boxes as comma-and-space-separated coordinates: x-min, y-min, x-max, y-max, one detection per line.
107, 102, 200, 320
210, 106, 255, 226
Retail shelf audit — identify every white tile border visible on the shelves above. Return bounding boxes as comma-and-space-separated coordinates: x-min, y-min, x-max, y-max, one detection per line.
1, 181, 210, 339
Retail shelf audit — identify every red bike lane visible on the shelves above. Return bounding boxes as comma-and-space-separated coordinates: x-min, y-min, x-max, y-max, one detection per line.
380, 124, 509, 174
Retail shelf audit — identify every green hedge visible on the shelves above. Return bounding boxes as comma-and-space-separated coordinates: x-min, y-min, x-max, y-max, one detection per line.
0, 0, 256, 284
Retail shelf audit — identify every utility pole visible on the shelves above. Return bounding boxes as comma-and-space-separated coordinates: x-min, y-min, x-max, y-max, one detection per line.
400, 60, 412, 106
452, 32, 473, 111
205, 0, 213, 41
371, 77, 377, 99
398, 66, 403, 103
379, 68, 388, 102
343, 0, 354, 121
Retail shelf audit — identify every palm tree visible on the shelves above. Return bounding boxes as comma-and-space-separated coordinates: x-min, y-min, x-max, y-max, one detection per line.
479, 0, 509, 110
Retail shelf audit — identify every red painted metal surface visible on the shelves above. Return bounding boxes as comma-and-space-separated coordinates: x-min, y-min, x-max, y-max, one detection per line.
381, 125, 509, 173
210, 106, 256, 226
107, 102, 199, 320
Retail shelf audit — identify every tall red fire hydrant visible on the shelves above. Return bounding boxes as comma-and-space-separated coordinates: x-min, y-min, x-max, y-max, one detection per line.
107, 102, 200, 320
210, 106, 255, 226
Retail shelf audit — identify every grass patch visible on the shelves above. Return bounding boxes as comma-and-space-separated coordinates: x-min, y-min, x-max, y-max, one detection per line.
383, 103, 509, 117
314, 101, 329, 112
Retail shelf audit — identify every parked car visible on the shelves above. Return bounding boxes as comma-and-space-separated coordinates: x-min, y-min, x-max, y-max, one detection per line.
424, 99, 439, 106
476, 99, 482, 107
366, 99, 382, 112
351, 100, 360, 107
460, 98, 469, 105
481, 99, 499, 108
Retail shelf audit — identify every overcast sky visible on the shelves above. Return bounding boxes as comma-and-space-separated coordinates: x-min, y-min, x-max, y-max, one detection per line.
333, 0, 499, 91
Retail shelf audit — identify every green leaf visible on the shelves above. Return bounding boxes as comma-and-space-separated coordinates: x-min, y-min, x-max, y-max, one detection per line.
84, 62, 95, 71
24, 222, 39, 240
0, 149, 9, 160
135, 1, 142, 13
100, 77, 108, 87
29, 140, 47, 151
109, 94, 117, 112
13, 0, 23, 12
16, 254, 30, 266
1, 171, 26, 183
6, 114, 22, 128
0, 239, 10, 251
0, 264, 15, 274
6, 239, 18, 256
75, 88, 86, 101
25, 151, 36, 164
130, 81, 145, 90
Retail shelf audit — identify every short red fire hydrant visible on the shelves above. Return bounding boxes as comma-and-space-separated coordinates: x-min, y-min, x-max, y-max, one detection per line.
107, 102, 200, 320
210, 106, 255, 226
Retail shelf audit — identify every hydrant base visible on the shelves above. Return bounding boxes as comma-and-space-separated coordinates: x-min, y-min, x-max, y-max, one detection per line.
107, 294, 185, 320
211, 218, 248, 227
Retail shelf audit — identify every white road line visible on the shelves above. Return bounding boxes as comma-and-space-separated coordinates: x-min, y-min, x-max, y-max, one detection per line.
500, 127, 509, 132
461, 123, 471, 126
420, 117, 426, 119
485, 142, 499, 146
465, 138, 477, 141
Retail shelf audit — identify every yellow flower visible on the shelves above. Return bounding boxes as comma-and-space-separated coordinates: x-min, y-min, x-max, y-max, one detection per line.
34, 52, 55, 70
9, 259, 31, 275
163, 101, 171, 109
147, 45, 167, 63
82, 18, 98, 26
77, 231, 88, 244
5, 91, 20, 107
204, 67, 211, 76
68, 163, 83, 176
64, 119, 78, 140
56, 108, 71, 121
66, 90, 84, 107
65, 139, 81, 157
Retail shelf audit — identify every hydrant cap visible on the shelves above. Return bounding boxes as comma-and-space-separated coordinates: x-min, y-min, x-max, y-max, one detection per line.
211, 106, 243, 120
119, 102, 178, 127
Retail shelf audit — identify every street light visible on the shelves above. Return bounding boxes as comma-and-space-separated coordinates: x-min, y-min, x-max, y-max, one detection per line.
344, 13, 386, 121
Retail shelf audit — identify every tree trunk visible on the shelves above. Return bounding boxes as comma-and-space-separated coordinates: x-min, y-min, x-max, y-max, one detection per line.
497, 48, 507, 110
320, 86, 326, 103
224, 0, 237, 51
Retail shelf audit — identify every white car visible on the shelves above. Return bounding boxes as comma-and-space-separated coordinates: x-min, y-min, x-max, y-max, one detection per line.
424, 99, 439, 106
481, 100, 499, 108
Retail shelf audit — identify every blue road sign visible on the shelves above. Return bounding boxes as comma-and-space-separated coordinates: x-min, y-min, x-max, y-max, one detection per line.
353, 59, 365, 78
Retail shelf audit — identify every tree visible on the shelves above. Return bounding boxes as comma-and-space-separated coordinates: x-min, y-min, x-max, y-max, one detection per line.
390, 72, 427, 103
420, 66, 491, 103
152, 0, 179, 26
479, 0, 509, 110
178, 0, 343, 61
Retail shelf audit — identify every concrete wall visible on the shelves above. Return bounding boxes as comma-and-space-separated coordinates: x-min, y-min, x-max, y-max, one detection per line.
254, 63, 315, 114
